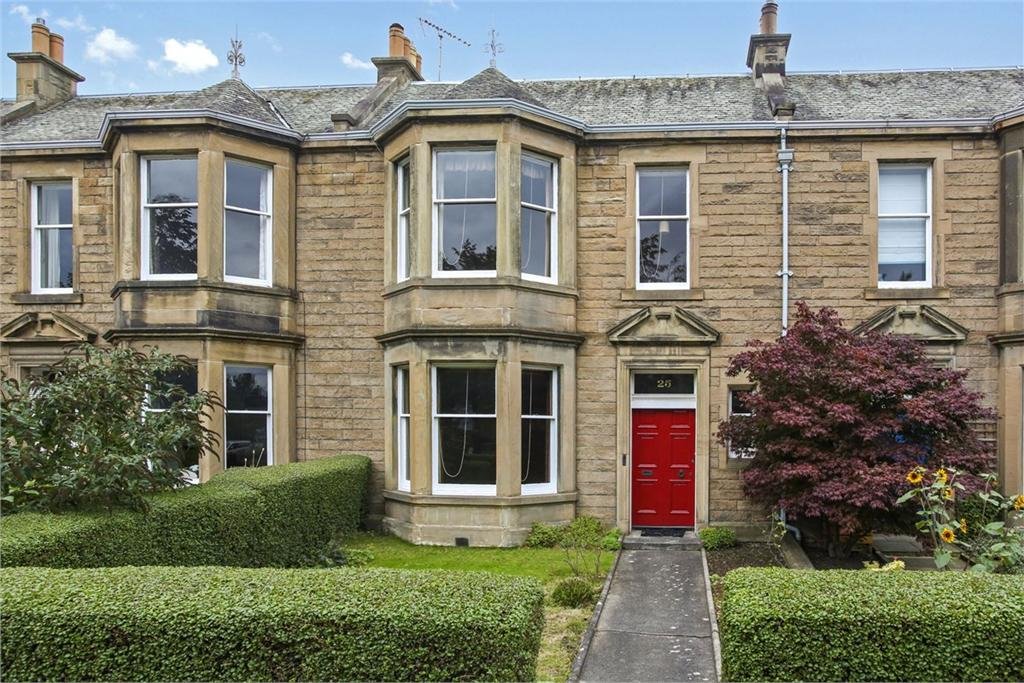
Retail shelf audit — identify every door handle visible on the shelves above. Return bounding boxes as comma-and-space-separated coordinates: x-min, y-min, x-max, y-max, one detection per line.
641, 469, 653, 477
678, 470, 688, 480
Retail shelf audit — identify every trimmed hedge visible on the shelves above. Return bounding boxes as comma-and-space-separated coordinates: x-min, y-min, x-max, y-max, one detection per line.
720, 567, 1024, 682
0, 455, 370, 568
0, 565, 545, 682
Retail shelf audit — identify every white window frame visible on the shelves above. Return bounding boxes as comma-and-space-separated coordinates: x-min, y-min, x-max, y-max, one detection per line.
140, 155, 199, 281
630, 371, 697, 410
520, 152, 559, 285
223, 158, 273, 287
636, 167, 690, 290
431, 147, 498, 279
877, 163, 932, 289
223, 364, 274, 468
396, 158, 411, 282
521, 366, 558, 495
395, 365, 411, 492
431, 364, 497, 496
143, 366, 201, 484
30, 181, 73, 294
727, 387, 755, 460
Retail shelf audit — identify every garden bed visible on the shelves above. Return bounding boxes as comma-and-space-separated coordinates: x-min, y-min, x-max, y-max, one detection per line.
341, 533, 615, 682
705, 541, 784, 615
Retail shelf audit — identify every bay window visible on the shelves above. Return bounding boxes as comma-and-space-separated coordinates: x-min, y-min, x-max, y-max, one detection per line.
878, 164, 931, 287
145, 366, 201, 477
432, 366, 496, 494
224, 159, 272, 286
395, 365, 411, 492
521, 154, 558, 282
141, 156, 198, 279
433, 149, 497, 277
396, 159, 411, 281
637, 167, 689, 289
521, 368, 557, 494
224, 365, 272, 468
31, 182, 73, 293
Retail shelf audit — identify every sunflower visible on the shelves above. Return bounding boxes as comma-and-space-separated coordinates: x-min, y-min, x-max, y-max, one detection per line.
906, 470, 924, 486
943, 487, 955, 501
1014, 495, 1024, 511
940, 527, 956, 544
934, 468, 948, 484
959, 518, 968, 534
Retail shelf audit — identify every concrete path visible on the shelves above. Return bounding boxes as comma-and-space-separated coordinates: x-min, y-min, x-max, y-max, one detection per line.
578, 549, 717, 682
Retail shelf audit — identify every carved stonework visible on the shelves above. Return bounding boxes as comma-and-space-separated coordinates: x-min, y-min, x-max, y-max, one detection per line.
853, 305, 968, 365
0, 311, 97, 344
607, 306, 720, 346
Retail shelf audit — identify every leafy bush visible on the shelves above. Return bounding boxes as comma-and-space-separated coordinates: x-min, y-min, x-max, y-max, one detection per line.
720, 567, 1024, 682
0, 455, 370, 568
561, 516, 617, 580
699, 526, 738, 550
718, 303, 994, 555
524, 521, 566, 548
551, 577, 595, 608
0, 565, 545, 682
1, 345, 219, 512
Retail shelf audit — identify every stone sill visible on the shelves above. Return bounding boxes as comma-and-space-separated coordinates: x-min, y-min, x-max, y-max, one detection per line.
621, 288, 705, 302
863, 287, 950, 301
383, 277, 578, 300
383, 490, 578, 507
996, 282, 1024, 297
11, 292, 83, 305
111, 279, 298, 300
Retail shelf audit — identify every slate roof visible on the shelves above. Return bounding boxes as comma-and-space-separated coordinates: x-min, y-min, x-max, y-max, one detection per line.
2, 67, 1022, 144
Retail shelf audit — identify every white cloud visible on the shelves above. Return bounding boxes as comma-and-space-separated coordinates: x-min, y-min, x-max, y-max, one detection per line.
55, 14, 94, 32
256, 31, 282, 54
9, 4, 48, 25
427, 0, 458, 8
341, 51, 373, 70
159, 38, 219, 75
85, 27, 138, 63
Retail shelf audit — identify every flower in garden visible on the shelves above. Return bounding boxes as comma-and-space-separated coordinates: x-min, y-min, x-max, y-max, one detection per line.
943, 487, 955, 501
959, 518, 968, 534
1014, 494, 1024, 511
940, 528, 956, 544
934, 468, 948, 484
906, 470, 924, 485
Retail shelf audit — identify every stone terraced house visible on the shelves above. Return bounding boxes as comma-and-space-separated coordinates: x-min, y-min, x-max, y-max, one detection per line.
2, 3, 1023, 545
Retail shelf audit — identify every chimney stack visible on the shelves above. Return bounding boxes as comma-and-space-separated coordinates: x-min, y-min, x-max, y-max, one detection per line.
372, 22, 423, 84
7, 17, 83, 111
746, 0, 794, 119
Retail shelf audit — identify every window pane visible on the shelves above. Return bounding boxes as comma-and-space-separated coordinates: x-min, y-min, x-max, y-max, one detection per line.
522, 156, 554, 208
400, 214, 412, 279
439, 203, 497, 271
437, 150, 495, 199
226, 366, 269, 411
634, 373, 695, 395
520, 207, 551, 277
730, 389, 752, 416
147, 158, 197, 204
149, 207, 197, 275
522, 419, 551, 485
437, 417, 496, 485
226, 160, 268, 212
638, 169, 686, 216
879, 167, 927, 214
399, 162, 410, 210
225, 413, 269, 468
37, 184, 72, 225
150, 367, 198, 410
638, 219, 688, 284
522, 369, 553, 416
225, 210, 265, 280
38, 227, 73, 289
878, 217, 927, 282
397, 367, 410, 413
437, 367, 494, 415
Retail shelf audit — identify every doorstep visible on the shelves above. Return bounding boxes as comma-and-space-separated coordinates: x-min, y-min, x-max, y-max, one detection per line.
623, 529, 702, 550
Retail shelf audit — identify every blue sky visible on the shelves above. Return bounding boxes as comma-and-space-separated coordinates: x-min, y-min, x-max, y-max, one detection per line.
2, 0, 1022, 96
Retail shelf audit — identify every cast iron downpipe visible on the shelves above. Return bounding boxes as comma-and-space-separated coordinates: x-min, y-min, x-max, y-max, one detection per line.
777, 127, 794, 336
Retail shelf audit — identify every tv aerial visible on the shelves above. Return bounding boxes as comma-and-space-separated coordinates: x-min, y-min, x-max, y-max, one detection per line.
418, 17, 471, 81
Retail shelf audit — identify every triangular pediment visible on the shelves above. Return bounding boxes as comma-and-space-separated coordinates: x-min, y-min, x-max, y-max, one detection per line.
608, 306, 720, 346
1, 312, 97, 344
852, 305, 968, 343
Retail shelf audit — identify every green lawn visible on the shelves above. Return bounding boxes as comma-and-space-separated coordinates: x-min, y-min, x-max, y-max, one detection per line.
341, 533, 615, 682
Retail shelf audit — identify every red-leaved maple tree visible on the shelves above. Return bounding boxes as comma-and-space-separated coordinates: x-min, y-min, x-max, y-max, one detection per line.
718, 302, 994, 553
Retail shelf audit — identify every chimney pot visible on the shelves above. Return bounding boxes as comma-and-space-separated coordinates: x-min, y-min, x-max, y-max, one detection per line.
759, 1, 779, 35
389, 23, 405, 58
402, 35, 413, 60
31, 20, 51, 55
48, 33, 64, 64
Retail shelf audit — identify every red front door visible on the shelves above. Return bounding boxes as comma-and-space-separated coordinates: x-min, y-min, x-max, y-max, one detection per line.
631, 409, 696, 527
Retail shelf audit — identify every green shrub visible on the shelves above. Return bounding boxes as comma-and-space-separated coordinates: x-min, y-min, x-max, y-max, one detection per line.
699, 526, 738, 550
0, 455, 370, 568
0, 565, 545, 682
524, 522, 565, 548
551, 577, 595, 608
720, 568, 1024, 682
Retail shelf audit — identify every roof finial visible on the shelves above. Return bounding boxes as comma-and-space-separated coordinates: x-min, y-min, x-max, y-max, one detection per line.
228, 26, 245, 79
484, 27, 504, 69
